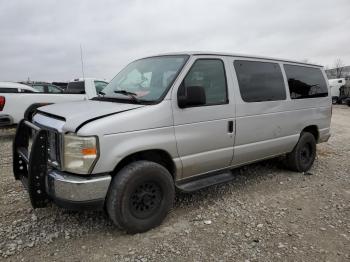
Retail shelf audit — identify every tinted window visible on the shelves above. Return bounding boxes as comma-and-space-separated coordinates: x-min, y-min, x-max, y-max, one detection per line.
284, 65, 328, 99
0, 88, 18, 93
182, 59, 228, 105
67, 81, 85, 94
234, 60, 286, 102
94, 81, 108, 93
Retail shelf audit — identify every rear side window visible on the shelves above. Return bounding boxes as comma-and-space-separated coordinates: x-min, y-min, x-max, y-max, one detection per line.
0, 88, 18, 93
284, 65, 328, 99
234, 60, 286, 102
67, 81, 85, 94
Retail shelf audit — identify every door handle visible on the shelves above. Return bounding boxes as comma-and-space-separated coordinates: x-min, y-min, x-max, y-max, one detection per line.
228, 120, 234, 133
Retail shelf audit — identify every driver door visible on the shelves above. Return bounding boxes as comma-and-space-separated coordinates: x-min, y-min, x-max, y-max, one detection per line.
171, 56, 235, 179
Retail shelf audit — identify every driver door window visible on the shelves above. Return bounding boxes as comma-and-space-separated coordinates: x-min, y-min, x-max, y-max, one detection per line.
182, 59, 228, 106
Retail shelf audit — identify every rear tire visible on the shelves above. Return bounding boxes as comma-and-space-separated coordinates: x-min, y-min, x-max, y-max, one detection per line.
285, 132, 316, 172
106, 161, 175, 233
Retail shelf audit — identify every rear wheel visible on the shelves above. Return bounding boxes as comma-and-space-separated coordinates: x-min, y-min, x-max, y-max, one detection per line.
285, 132, 316, 172
106, 161, 175, 233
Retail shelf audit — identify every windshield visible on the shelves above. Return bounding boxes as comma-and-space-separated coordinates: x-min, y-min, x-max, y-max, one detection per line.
101, 55, 188, 103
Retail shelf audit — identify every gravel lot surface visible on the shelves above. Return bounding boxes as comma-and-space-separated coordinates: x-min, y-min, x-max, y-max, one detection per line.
0, 106, 349, 262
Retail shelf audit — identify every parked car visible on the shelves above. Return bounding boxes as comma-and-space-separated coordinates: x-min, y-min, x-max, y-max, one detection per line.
13, 52, 331, 233
0, 82, 38, 126
329, 78, 346, 104
66, 78, 108, 97
0, 82, 38, 93
0, 78, 108, 127
28, 82, 64, 93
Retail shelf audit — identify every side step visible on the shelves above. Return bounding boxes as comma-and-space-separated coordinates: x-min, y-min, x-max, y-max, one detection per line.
176, 171, 235, 192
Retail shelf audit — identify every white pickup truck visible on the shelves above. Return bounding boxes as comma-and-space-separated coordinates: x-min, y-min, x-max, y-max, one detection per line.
0, 78, 108, 127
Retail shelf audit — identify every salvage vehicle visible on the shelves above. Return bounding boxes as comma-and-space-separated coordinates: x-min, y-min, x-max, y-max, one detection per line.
13, 52, 331, 233
0, 78, 108, 127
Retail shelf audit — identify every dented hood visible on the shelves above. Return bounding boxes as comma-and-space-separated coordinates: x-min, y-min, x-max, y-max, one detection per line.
35, 100, 144, 132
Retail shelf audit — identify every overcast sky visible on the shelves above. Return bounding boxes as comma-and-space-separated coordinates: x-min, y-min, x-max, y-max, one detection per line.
0, 0, 349, 82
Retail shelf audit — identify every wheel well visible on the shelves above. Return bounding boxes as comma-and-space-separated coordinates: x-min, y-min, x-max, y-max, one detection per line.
302, 125, 319, 142
112, 150, 176, 179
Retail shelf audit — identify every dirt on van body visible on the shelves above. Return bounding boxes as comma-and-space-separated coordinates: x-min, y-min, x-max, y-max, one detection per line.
0, 105, 349, 262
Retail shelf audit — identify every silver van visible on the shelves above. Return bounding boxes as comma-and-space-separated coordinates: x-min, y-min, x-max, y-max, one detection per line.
13, 52, 331, 233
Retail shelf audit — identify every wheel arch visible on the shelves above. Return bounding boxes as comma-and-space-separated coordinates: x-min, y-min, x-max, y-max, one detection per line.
112, 149, 176, 180
301, 125, 319, 142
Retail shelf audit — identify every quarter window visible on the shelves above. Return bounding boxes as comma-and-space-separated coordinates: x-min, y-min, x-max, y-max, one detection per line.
234, 60, 286, 102
284, 65, 328, 99
182, 59, 228, 105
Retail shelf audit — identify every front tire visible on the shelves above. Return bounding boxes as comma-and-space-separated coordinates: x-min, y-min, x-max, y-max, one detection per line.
285, 132, 316, 172
106, 161, 175, 233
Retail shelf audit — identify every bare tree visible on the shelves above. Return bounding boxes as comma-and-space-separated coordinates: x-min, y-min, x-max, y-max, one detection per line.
334, 58, 345, 78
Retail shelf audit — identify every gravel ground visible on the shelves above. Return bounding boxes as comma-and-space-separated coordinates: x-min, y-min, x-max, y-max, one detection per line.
0, 105, 349, 262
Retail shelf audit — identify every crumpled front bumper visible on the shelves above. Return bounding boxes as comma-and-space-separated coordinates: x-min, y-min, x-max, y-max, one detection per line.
46, 171, 111, 210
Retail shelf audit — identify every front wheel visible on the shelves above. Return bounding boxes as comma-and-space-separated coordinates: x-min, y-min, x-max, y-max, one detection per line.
106, 161, 175, 233
285, 132, 316, 172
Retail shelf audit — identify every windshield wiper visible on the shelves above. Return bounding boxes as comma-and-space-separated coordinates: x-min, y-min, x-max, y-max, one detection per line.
114, 90, 139, 102
98, 91, 105, 96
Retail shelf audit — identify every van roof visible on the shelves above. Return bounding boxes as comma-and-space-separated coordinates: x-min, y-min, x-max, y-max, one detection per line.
146, 51, 323, 68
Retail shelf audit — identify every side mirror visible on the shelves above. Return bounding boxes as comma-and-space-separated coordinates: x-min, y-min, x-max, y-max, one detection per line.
177, 85, 206, 108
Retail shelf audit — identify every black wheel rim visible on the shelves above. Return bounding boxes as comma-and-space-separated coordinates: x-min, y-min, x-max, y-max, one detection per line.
300, 143, 312, 166
129, 181, 162, 219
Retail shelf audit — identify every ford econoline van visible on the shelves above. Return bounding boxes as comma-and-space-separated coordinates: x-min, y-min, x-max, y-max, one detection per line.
13, 52, 331, 233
